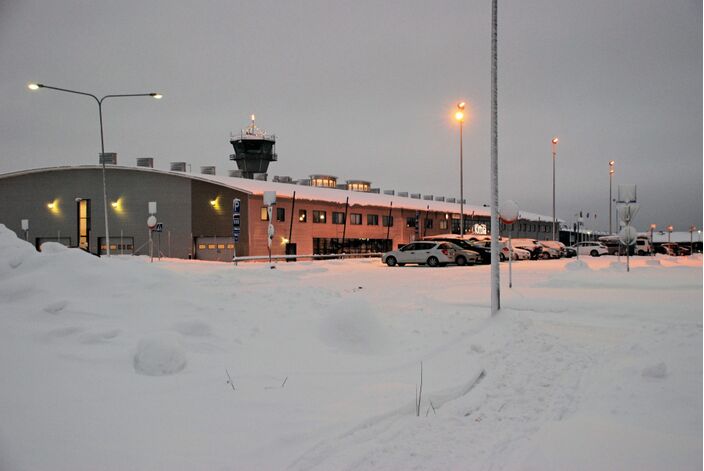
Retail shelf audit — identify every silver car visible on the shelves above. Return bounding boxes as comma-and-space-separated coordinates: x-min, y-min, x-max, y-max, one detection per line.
382, 241, 456, 267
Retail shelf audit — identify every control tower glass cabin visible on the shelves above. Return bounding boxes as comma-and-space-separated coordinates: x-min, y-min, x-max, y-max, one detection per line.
229, 115, 277, 179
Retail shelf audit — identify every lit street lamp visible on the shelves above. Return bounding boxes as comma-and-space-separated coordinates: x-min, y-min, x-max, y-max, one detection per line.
455, 102, 466, 236
28, 83, 162, 256
551, 137, 558, 240
609, 160, 615, 234
667, 225, 673, 244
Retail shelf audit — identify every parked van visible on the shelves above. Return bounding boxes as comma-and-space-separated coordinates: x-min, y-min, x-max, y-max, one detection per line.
634, 237, 652, 255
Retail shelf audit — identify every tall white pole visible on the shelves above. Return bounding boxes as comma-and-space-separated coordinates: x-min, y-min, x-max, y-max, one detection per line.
490, 0, 500, 315
460, 119, 464, 236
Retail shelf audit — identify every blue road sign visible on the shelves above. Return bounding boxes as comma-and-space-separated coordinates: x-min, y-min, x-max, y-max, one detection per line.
154, 222, 164, 233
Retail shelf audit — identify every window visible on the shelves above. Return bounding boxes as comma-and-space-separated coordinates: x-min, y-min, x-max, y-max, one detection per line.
276, 207, 285, 222
350, 213, 362, 225
367, 214, 379, 225
260, 207, 269, 221
406, 217, 417, 228
299, 209, 307, 223
425, 218, 433, 229
313, 210, 326, 223
383, 215, 394, 227
439, 220, 448, 230
332, 212, 345, 224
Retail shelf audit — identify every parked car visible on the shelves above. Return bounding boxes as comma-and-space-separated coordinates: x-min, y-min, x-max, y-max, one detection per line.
422, 237, 485, 264
634, 237, 652, 256
382, 241, 456, 267
564, 246, 577, 258
445, 242, 480, 266
571, 241, 608, 257
511, 239, 544, 260
659, 242, 689, 256
471, 238, 511, 262
540, 240, 568, 258
537, 242, 561, 259
510, 246, 532, 260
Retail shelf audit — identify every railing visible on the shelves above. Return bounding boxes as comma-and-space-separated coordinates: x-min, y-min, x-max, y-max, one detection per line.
229, 131, 276, 141
232, 252, 383, 263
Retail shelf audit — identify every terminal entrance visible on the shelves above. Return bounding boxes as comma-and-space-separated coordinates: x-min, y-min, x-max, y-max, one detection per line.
77, 198, 91, 252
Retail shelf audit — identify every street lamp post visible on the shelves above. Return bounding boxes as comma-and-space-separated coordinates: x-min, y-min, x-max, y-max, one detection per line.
667, 225, 673, 244
609, 160, 615, 234
650, 223, 656, 256
28, 83, 162, 256
689, 225, 696, 256
551, 137, 558, 240
455, 102, 466, 236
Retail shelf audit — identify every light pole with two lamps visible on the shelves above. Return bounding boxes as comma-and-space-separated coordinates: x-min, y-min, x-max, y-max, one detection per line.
28, 82, 162, 256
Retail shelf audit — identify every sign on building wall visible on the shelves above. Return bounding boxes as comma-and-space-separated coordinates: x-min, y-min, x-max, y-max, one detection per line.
232, 198, 241, 243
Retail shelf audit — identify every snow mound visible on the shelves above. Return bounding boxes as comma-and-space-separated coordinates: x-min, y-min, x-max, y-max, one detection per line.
39, 241, 69, 253
564, 260, 590, 271
645, 259, 661, 266
174, 320, 212, 337
0, 224, 37, 275
134, 332, 187, 376
642, 362, 667, 379
319, 297, 387, 354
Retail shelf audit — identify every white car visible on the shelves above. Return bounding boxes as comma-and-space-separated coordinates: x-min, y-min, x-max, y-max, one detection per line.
445, 242, 480, 266
540, 240, 567, 258
510, 246, 531, 260
382, 241, 456, 267
537, 243, 561, 259
571, 241, 609, 257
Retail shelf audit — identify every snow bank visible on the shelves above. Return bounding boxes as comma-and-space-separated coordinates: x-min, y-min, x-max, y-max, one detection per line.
319, 297, 388, 354
564, 259, 590, 271
134, 332, 187, 376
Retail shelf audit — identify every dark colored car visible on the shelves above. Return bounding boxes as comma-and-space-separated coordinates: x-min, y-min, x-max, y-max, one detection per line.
423, 237, 491, 264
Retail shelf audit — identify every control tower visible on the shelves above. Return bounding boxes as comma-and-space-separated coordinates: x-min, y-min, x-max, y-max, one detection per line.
229, 115, 277, 179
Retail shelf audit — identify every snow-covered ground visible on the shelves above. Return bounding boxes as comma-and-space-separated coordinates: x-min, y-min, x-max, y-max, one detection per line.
0, 224, 701, 471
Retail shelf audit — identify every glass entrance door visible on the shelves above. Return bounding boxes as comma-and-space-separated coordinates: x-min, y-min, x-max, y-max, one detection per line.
77, 199, 91, 251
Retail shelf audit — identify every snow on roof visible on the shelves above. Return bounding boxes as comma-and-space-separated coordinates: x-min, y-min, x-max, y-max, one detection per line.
0, 165, 559, 221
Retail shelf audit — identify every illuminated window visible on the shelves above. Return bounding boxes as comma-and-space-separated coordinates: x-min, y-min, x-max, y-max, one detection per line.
207, 244, 216, 249
406, 217, 417, 228
439, 220, 448, 230
298, 209, 307, 223
367, 214, 379, 226
313, 210, 326, 223
260, 207, 269, 221
217, 244, 225, 249
198, 244, 206, 249
226, 243, 234, 249
350, 214, 362, 225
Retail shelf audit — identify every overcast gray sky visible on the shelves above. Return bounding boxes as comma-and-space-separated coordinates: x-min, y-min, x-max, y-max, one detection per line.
1, 0, 701, 232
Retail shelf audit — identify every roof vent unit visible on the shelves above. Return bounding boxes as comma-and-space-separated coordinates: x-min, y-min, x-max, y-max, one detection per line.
447, 197, 456, 203
369, 188, 380, 194
273, 176, 293, 183
136, 157, 153, 168
253, 173, 268, 181
434, 196, 445, 202
229, 170, 245, 178
410, 193, 421, 199
200, 166, 216, 175
310, 174, 337, 188
170, 162, 187, 172
346, 180, 371, 192
99, 153, 117, 165
397, 191, 409, 197
383, 190, 395, 196
423, 195, 433, 201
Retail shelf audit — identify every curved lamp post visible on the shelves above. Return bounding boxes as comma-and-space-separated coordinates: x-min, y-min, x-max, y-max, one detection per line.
551, 136, 558, 240
28, 83, 162, 256
455, 102, 466, 236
